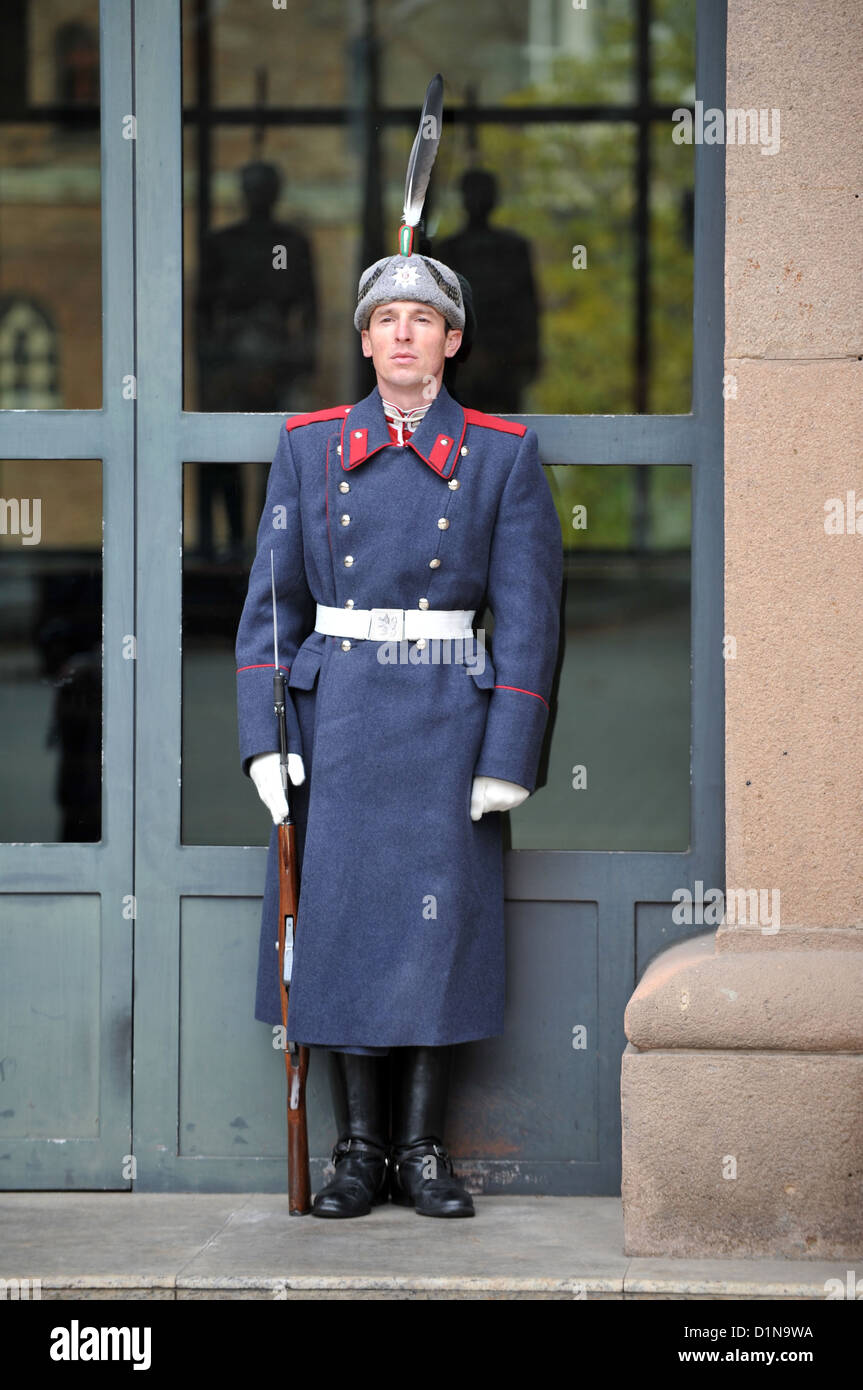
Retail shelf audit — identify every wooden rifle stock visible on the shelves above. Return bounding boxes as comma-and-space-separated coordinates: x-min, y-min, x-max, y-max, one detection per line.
274, 674, 311, 1215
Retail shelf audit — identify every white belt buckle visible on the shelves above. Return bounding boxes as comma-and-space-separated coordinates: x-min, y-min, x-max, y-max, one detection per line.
368, 607, 404, 640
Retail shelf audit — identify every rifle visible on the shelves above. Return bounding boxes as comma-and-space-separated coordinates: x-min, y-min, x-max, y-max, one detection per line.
271, 552, 311, 1215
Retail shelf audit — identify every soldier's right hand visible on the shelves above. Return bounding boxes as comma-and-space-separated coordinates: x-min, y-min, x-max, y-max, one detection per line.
249, 751, 306, 824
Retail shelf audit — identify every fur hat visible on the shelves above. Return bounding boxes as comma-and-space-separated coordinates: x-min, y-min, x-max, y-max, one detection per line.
354, 252, 465, 333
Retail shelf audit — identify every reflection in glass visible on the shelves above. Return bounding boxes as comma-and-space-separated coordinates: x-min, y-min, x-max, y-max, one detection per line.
182, 0, 694, 415
195, 162, 317, 413
648, 123, 694, 414
512, 464, 691, 851
424, 121, 639, 416
436, 170, 541, 414
0, 460, 102, 842
651, 0, 697, 106
0, 0, 101, 408
186, 0, 638, 111
182, 462, 269, 847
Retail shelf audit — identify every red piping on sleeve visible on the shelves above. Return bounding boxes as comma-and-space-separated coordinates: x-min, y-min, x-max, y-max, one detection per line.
494, 683, 548, 709
237, 663, 290, 673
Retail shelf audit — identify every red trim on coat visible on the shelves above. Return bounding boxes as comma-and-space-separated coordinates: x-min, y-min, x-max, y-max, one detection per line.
494, 683, 548, 708
429, 432, 455, 471
349, 427, 368, 466
462, 409, 527, 437
408, 411, 466, 478
285, 406, 351, 432
237, 663, 290, 673
340, 403, 466, 479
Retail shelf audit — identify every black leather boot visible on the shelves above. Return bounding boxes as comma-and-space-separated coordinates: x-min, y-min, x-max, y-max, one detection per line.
389, 1045, 475, 1218
311, 1051, 390, 1218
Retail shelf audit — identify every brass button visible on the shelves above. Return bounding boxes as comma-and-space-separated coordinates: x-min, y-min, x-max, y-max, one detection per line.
339, 480, 349, 492
354, 431, 363, 439
437, 517, 450, 530
460, 446, 469, 456
448, 478, 460, 489
340, 639, 352, 651
340, 514, 350, 526
429, 558, 441, 569
345, 599, 355, 608
418, 598, 430, 610
344, 555, 354, 567
415, 638, 427, 651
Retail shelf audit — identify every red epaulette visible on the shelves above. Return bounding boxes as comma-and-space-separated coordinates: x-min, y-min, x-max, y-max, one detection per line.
462, 408, 527, 437
284, 405, 353, 431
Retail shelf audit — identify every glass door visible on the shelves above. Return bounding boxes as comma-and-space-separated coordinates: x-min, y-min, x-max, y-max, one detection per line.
0, 0, 135, 1189
130, 0, 724, 1194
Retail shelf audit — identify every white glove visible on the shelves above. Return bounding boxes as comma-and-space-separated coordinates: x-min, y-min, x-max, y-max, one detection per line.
470, 775, 530, 822
249, 751, 306, 825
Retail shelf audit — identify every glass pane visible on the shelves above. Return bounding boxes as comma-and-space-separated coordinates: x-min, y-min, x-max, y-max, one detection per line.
182, 0, 693, 414
0, 1, 101, 408
0, 459, 102, 842
650, 0, 696, 413
510, 464, 691, 851
182, 461, 269, 846
649, 123, 694, 413
397, 121, 637, 415
189, 1, 637, 110
651, 0, 697, 106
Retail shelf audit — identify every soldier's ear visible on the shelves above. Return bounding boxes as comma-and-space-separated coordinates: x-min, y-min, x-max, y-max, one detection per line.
360, 328, 373, 358
444, 328, 463, 358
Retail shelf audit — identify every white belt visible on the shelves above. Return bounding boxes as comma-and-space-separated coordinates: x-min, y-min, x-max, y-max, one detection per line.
315, 602, 475, 641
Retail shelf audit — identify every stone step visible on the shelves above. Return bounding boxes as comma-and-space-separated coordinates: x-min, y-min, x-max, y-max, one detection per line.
0, 1194, 853, 1301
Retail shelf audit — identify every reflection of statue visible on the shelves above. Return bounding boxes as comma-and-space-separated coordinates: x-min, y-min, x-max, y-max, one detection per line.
437, 170, 540, 412
195, 162, 318, 559
196, 161, 317, 410
36, 572, 102, 842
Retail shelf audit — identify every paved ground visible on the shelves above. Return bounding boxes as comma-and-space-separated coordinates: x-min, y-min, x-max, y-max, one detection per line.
0, 1194, 853, 1300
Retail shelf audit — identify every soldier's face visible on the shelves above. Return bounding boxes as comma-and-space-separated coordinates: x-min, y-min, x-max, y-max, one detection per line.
361, 301, 462, 401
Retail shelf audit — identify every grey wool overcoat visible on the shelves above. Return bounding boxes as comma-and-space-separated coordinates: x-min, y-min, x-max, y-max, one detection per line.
235, 381, 562, 1048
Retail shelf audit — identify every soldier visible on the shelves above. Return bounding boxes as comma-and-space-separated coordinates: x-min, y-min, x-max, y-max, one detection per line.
235, 82, 562, 1221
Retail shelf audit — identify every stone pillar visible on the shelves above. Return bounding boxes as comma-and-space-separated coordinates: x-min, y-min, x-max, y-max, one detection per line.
621, 0, 863, 1258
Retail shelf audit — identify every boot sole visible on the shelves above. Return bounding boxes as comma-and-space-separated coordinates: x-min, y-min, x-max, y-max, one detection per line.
390, 1191, 475, 1217
414, 1206, 475, 1217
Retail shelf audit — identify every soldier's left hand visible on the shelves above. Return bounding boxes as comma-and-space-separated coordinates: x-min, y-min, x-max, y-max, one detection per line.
470, 775, 530, 821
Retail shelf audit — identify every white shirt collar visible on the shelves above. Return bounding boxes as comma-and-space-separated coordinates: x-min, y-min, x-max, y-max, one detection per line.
381, 396, 432, 445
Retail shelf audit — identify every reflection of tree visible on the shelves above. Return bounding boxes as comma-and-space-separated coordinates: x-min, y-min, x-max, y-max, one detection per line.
551, 464, 692, 555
